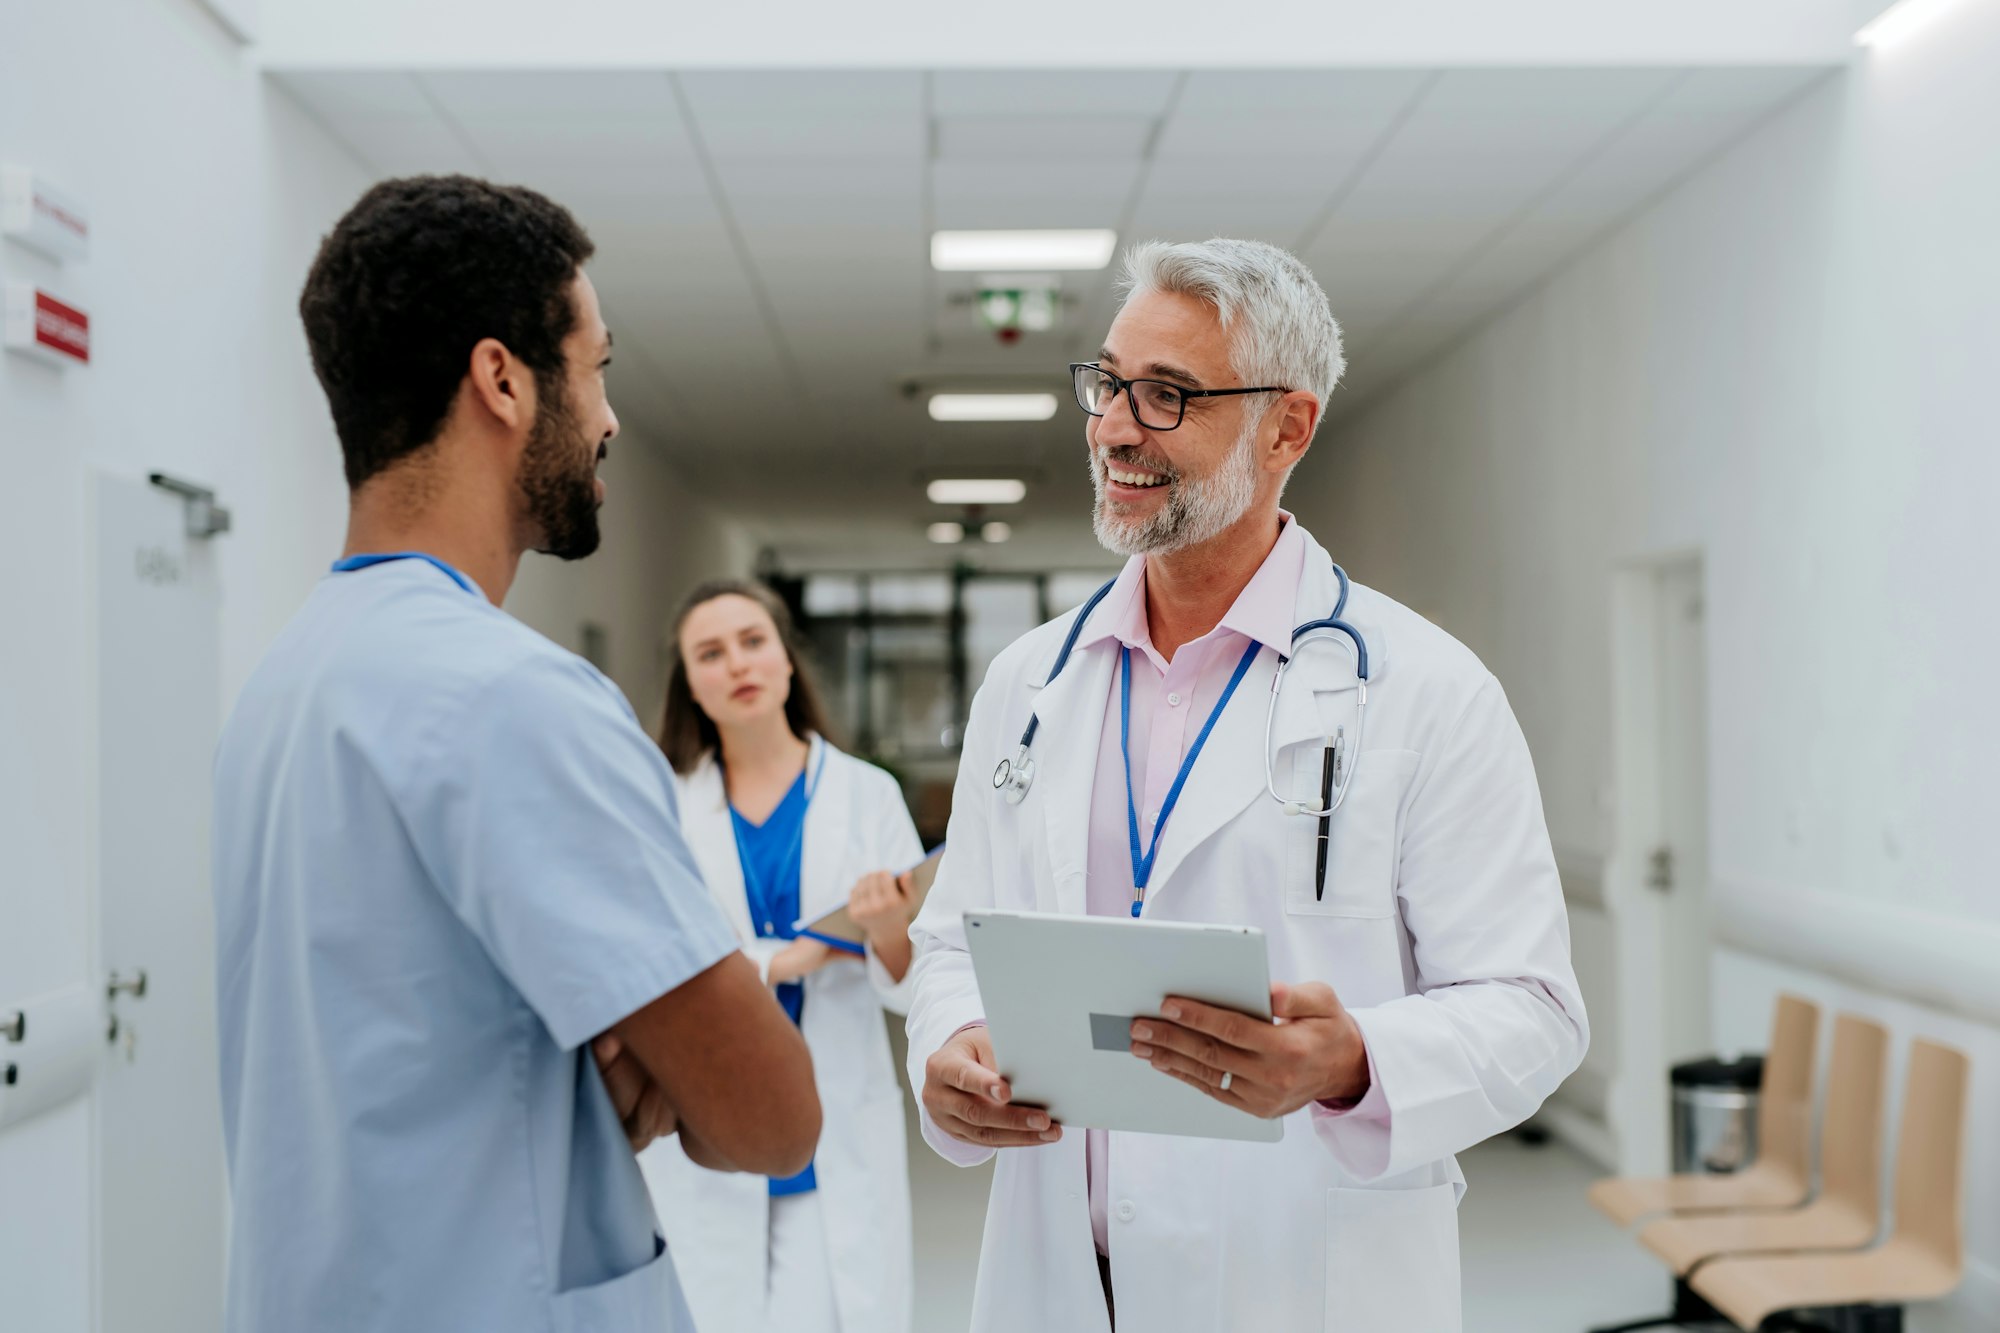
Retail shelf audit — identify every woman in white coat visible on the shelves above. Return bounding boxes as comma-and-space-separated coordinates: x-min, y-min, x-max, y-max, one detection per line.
640, 579, 923, 1333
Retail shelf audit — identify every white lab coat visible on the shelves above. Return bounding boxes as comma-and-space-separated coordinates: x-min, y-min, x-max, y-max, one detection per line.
906, 526, 1588, 1333
642, 737, 921, 1333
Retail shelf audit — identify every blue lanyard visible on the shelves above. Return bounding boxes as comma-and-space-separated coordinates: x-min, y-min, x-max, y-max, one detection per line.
1120, 639, 1263, 917
727, 743, 829, 938
329, 551, 477, 595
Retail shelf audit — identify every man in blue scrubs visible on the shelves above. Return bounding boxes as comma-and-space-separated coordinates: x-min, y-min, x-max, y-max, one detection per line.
213, 176, 821, 1332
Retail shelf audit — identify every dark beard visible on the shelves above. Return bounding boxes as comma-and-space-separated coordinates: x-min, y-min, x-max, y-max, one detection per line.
519, 373, 602, 561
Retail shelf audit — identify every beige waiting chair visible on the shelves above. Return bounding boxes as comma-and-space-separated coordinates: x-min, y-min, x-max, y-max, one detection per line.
1588, 993, 1820, 1228
1690, 1038, 1969, 1332
1637, 1013, 1888, 1275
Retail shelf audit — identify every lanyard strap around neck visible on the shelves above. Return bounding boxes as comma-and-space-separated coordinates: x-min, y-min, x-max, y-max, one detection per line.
330, 552, 477, 596
1120, 640, 1262, 918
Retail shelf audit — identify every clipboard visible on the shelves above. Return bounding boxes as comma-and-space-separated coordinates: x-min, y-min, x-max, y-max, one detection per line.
792, 843, 945, 954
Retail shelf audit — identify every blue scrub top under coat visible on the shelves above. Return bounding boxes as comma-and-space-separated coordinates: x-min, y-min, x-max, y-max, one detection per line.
212, 557, 739, 1333
729, 771, 819, 1196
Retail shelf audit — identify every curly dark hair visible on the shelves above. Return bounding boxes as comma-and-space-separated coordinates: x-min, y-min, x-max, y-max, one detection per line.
299, 175, 596, 488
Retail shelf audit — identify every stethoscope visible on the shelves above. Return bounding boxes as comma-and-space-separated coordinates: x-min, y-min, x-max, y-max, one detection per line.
992, 560, 1371, 821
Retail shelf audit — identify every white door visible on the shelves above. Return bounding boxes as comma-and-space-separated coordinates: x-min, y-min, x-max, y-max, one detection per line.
94, 472, 226, 1332
1606, 554, 1712, 1176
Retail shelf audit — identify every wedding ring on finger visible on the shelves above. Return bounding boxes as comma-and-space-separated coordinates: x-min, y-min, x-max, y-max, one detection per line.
1219, 1071, 1233, 1093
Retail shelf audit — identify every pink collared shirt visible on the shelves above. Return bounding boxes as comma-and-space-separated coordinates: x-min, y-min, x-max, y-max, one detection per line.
1079, 514, 1387, 1256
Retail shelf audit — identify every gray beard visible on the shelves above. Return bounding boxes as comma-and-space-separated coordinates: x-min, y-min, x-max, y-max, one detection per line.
1090, 418, 1260, 557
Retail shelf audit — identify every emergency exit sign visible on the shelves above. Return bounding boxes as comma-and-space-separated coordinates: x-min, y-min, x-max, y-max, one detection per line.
5, 281, 90, 367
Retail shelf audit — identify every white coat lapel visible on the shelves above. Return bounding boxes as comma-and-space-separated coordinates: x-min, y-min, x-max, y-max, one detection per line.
797, 736, 854, 925
1027, 637, 1116, 916
680, 757, 758, 946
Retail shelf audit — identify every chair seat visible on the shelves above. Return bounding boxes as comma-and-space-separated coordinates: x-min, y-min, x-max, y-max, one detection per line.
1690, 1239, 1962, 1329
1639, 1199, 1877, 1275
1588, 1163, 1807, 1228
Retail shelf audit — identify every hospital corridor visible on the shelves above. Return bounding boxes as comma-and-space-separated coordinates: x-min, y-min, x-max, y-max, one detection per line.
2, 2, 1996, 1331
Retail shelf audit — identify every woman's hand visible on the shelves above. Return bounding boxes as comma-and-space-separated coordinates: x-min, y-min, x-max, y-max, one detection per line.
766, 936, 837, 987
847, 870, 911, 939
848, 870, 915, 982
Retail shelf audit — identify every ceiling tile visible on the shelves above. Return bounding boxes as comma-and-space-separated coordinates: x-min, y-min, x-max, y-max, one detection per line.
678, 72, 926, 158
934, 113, 1156, 160
932, 70, 1181, 118
930, 158, 1138, 230
1154, 70, 1431, 165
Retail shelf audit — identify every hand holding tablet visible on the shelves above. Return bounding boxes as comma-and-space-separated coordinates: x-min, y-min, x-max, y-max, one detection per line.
961, 909, 1283, 1143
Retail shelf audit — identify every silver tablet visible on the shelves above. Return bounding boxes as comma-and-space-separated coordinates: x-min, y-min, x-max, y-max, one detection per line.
963, 909, 1282, 1143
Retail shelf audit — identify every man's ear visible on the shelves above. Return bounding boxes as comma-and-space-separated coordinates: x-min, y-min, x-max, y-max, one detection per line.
465, 336, 530, 432
1266, 390, 1320, 473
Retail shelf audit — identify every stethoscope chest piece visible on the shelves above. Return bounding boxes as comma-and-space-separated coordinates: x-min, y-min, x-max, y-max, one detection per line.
993, 746, 1035, 804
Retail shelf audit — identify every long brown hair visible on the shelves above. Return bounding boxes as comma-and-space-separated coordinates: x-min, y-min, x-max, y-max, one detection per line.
658, 578, 837, 776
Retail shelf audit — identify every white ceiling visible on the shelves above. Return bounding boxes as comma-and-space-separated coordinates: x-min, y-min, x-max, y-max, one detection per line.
277, 66, 1826, 570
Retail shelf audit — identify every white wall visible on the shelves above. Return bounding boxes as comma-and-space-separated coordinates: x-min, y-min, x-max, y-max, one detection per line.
0, 3, 742, 1327
1290, 7, 2000, 1323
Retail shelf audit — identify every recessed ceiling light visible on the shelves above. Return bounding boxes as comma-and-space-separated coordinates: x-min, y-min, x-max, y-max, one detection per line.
927, 521, 966, 544
931, 229, 1117, 272
927, 479, 1026, 505
1855, 0, 1961, 45
928, 393, 1059, 422
981, 521, 1012, 544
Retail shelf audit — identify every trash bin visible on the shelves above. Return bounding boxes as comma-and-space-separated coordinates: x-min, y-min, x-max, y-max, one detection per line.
1671, 1053, 1763, 1175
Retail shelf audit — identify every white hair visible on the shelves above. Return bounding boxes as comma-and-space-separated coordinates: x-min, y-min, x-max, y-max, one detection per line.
1116, 237, 1346, 418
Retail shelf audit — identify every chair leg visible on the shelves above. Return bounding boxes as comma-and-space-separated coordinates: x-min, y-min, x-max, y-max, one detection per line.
1588, 1277, 1723, 1332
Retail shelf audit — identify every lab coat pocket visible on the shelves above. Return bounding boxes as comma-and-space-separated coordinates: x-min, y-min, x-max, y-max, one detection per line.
1325, 1183, 1461, 1332
1285, 749, 1420, 918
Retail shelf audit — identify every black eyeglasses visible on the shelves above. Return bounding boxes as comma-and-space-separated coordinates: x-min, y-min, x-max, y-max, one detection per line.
1069, 362, 1290, 432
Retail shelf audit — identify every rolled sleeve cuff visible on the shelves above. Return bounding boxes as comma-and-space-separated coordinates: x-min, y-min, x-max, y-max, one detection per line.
1308, 1011, 1394, 1180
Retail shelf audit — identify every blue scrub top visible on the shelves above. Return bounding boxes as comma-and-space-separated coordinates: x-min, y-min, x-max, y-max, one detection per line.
727, 774, 816, 1196
212, 558, 738, 1333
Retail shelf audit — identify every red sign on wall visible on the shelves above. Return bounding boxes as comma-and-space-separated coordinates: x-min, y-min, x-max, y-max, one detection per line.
4, 281, 90, 367
33, 290, 88, 363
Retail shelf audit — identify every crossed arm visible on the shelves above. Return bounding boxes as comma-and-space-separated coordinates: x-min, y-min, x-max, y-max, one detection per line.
594, 951, 822, 1175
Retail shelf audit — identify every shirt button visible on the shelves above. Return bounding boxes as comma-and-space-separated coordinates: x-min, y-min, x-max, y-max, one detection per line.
1148, 810, 1159, 824
1115, 1200, 1137, 1223
1167, 692, 1183, 707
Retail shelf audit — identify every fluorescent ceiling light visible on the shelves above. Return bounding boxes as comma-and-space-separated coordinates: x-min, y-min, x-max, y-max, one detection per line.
927, 521, 966, 544
931, 229, 1117, 272
1855, 0, 1961, 46
928, 393, 1059, 422
927, 479, 1026, 505
981, 521, 1013, 544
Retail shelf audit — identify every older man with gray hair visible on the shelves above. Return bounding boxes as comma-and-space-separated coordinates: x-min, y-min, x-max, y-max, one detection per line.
908, 237, 1586, 1331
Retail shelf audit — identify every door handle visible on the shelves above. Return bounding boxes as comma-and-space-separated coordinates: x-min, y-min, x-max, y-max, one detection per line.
2, 1010, 23, 1043
107, 970, 148, 1000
